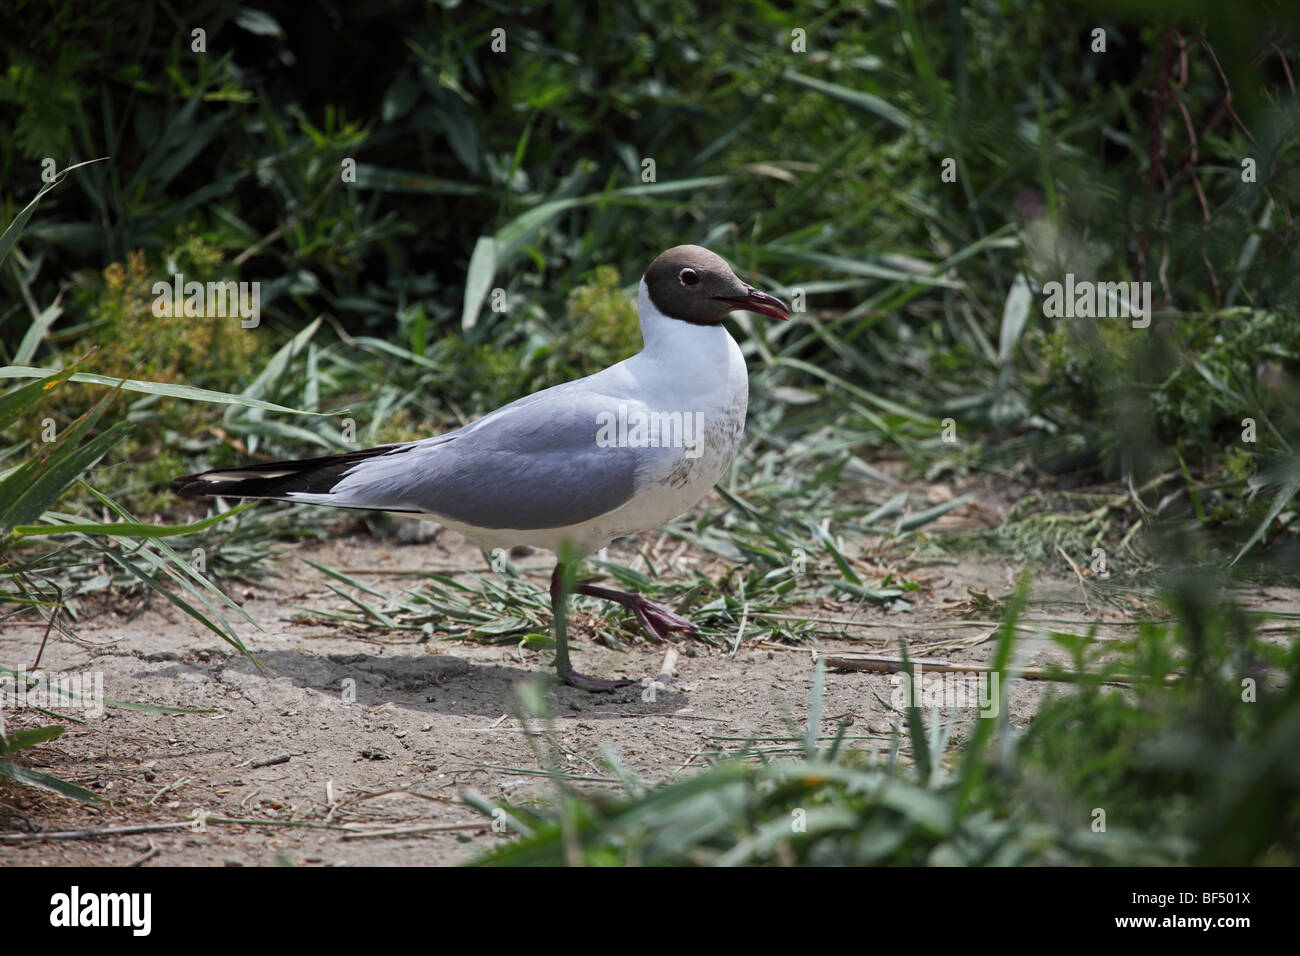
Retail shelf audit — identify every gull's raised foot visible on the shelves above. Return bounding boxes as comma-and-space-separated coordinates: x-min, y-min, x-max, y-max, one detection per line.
629, 596, 698, 643
574, 582, 698, 644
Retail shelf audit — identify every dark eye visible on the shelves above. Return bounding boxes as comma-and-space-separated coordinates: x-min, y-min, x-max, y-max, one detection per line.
679, 268, 699, 286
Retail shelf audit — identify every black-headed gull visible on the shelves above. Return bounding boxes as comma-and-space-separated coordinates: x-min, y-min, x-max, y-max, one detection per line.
175, 245, 790, 690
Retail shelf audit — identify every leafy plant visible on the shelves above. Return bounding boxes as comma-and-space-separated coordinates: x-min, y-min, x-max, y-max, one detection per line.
466, 572, 1296, 866
0, 724, 97, 804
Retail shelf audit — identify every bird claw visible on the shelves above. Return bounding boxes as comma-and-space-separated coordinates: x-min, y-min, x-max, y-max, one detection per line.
631, 597, 698, 643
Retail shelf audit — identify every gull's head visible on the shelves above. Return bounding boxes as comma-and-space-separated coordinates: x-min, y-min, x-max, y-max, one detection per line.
643, 245, 790, 326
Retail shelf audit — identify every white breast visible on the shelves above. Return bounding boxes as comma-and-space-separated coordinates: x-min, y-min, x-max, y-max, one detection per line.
437, 284, 750, 556
591, 354, 747, 546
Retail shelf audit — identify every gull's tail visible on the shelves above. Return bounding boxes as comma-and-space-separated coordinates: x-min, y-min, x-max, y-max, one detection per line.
172, 444, 418, 511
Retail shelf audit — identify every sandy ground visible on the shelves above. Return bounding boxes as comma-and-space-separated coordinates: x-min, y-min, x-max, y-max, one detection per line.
4, 513, 1290, 866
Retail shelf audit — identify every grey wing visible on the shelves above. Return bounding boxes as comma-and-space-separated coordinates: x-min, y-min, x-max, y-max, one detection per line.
319, 388, 644, 530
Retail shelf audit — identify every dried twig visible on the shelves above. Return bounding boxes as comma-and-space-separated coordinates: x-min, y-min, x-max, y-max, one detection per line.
128, 839, 160, 866
819, 652, 1178, 686
657, 648, 679, 683
250, 754, 291, 769
0, 822, 193, 842
338, 821, 484, 841
1055, 543, 1092, 612
147, 778, 191, 806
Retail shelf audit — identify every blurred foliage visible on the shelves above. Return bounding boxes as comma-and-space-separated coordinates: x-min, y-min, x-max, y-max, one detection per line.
471, 576, 1298, 865
2, 0, 1296, 569
1018, 575, 1299, 865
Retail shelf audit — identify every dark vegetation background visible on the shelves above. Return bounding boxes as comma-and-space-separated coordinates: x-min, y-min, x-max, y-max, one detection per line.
1, 0, 1298, 864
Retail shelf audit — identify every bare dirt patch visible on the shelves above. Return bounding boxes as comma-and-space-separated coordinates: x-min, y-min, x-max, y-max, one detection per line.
6, 519, 1288, 866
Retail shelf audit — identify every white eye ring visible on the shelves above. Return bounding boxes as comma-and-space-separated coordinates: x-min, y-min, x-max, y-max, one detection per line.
679, 267, 699, 286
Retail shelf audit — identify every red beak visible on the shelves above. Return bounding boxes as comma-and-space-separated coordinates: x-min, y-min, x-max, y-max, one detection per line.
715, 287, 791, 321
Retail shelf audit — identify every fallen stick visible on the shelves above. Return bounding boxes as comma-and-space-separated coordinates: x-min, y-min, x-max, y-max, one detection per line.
1055, 543, 1092, 611
0, 822, 194, 842
147, 778, 191, 806
0, 815, 361, 843
818, 652, 1178, 686
657, 648, 679, 683
338, 821, 485, 840
128, 839, 160, 867
251, 754, 291, 769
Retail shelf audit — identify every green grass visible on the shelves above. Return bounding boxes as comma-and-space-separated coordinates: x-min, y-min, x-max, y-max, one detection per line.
466, 574, 1298, 866
0, 1, 1297, 858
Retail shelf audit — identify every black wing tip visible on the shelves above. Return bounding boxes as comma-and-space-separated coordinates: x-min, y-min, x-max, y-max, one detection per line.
172, 470, 254, 497
170, 443, 413, 501
172, 477, 218, 498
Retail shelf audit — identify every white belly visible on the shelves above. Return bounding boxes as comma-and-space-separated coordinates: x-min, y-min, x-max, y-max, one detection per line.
424, 291, 750, 557
435, 349, 748, 557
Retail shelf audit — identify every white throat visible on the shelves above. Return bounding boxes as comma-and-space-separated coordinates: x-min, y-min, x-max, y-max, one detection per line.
626, 278, 747, 412
636, 278, 735, 362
